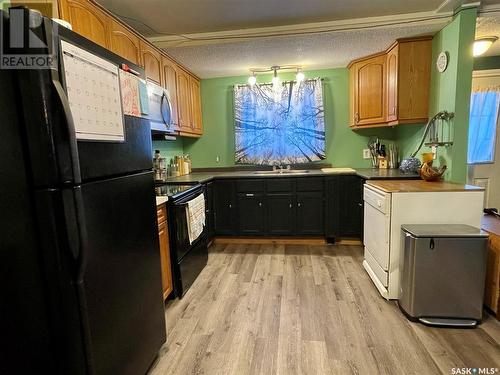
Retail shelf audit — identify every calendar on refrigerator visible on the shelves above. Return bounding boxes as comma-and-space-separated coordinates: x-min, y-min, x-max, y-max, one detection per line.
61, 40, 124, 142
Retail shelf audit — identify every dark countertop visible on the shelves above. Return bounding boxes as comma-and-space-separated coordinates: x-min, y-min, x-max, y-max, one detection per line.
355, 168, 419, 180
163, 168, 419, 184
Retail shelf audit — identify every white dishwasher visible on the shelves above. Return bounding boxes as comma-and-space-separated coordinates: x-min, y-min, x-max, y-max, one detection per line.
363, 184, 391, 290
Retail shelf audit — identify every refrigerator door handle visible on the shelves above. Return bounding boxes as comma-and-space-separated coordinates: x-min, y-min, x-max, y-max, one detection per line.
62, 186, 89, 281
73, 186, 89, 282
51, 76, 82, 185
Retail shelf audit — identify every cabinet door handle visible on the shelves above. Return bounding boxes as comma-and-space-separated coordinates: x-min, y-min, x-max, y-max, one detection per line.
229, 204, 232, 208
259, 202, 262, 207
289, 203, 293, 209
297, 202, 302, 208
245, 193, 254, 197
358, 203, 363, 207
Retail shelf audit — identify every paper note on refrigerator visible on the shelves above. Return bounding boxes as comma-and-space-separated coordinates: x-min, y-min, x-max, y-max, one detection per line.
138, 80, 149, 115
61, 40, 124, 142
119, 69, 142, 117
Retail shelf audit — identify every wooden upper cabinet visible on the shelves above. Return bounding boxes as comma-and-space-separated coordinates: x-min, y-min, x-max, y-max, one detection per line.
189, 76, 202, 135
395, 39, 432, 124
58, 0, 110, 49
176, 68, 193, 133
386, 45, 399, 123
140, 40, 162, 85
108, 19, 140, 65
351, 54, 386, 127
59, 0, 203, 137
348, 36, 432, 129
162, 56, 179, 130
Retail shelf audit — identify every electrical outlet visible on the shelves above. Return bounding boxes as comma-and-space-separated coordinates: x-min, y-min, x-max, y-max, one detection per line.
363, 149, 371, 159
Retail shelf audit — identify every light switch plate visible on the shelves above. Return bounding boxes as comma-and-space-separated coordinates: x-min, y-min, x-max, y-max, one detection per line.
363, 149, 371, 159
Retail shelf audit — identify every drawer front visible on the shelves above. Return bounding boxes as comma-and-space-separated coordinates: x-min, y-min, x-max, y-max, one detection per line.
156, 203, 167, 224
236, 179, 265, 193
296, 177, 324, 192
363, 185, 390, 214
266, 178, 294, 193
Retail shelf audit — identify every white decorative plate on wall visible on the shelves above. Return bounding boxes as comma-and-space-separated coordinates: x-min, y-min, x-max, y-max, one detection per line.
436, 51, 448, 73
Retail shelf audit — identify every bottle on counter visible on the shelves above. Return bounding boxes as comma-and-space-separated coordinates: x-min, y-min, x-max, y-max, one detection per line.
153, 150, 166, 181
171, 161, 179, 177
185, 154, 192, 174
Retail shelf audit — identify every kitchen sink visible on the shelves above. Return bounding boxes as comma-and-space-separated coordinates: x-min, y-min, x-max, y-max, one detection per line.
253, 169, 310, 175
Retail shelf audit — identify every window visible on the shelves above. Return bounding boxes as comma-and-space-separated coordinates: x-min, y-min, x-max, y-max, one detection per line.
234, 78, 325, 165
468, 90, 500, 164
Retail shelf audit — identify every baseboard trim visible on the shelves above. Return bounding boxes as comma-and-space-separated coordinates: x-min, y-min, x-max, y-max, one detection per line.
214, 237, 327, 245
337, 239, 363, 246
213, 237, 363, 246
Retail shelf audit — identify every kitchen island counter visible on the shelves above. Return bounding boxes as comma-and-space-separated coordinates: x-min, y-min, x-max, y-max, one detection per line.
366, 180, 484, 193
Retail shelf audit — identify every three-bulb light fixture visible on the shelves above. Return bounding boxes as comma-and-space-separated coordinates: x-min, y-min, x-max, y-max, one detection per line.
247, 65, 305, 87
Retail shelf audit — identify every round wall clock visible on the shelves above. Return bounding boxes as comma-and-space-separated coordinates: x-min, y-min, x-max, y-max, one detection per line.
436, 51, 448, 73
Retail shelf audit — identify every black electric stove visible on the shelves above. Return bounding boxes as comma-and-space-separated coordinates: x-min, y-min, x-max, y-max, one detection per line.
155, 182, 207, 298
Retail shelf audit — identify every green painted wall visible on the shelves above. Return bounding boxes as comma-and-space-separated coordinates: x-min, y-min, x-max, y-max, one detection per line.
152, 138, 184, 163
157, 8, 478, 178
474, 55, 500, 70
184, 68, 398, 168
397, 7, 477, 183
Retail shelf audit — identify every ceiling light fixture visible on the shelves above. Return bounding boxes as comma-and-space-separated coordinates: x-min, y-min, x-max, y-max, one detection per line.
473, 37, 498, 57
248, 65, 304, 86
296, 68, 305, 82
248, 73, 257, 86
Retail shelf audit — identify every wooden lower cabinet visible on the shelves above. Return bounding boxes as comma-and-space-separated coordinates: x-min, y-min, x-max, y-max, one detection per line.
483, 228, 500, 316
296, 192, 324, 236
267, 194, 295, 235
211, 176, 364, 241
157, 204, 173, 300
213, 180, 237, 235
237, 194, 265, 235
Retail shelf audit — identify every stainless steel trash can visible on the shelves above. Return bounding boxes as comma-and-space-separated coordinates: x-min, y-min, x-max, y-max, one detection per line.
398, 224, 488, 327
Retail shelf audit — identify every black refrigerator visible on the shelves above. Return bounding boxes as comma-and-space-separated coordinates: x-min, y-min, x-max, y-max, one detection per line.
0, 8, 166, 375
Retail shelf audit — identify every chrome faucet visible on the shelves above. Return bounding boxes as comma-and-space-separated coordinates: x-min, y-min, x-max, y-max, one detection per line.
272, 164, 291, 174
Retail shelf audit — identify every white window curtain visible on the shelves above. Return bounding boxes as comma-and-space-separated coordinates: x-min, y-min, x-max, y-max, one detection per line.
468, 88, 500, 164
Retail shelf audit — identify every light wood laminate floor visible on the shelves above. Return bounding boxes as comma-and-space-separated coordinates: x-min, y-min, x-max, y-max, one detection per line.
149, 244, 500, 375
